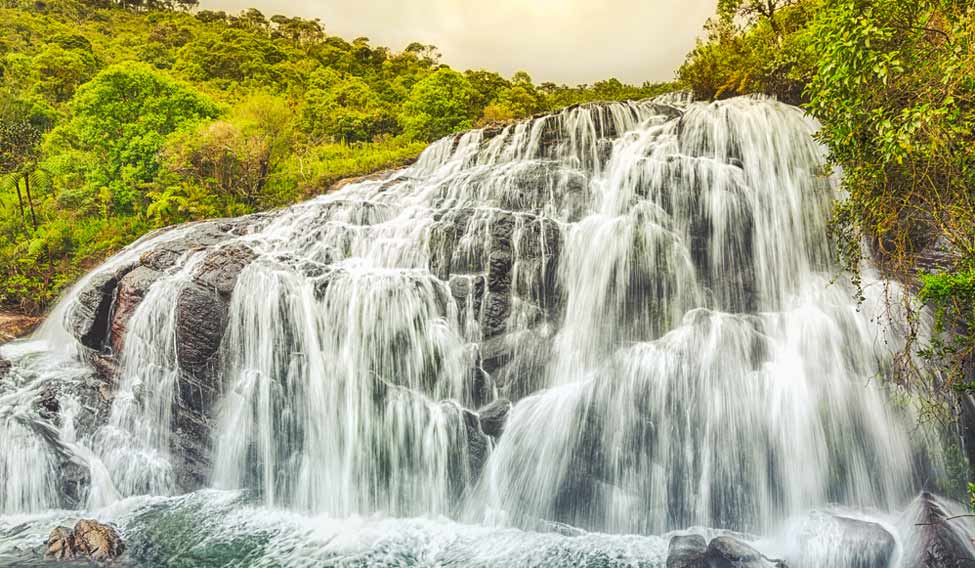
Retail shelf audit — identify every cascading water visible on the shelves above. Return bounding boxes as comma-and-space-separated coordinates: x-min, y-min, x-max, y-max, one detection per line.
0, 94, 971, 566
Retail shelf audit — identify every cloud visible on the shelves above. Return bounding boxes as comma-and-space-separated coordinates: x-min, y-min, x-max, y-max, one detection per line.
199, 0, 716, 84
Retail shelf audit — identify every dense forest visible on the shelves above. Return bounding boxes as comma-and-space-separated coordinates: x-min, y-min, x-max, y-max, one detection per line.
0, 0, 672, 313
680, 0, 975, 397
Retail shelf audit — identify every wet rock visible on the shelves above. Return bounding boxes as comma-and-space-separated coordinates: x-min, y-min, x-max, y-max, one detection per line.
478, 398, 511, 438
463, 408, 490, 480
110, 265, 163, 354
139, 222, 236, 272
666, 534, 708, 568
0, 312, 42, 342
171, 281, 227, 491
46, 519, 125, 562
175, 244, 256, 374
468, 366, 493, 408
192, 243, 256, 299
792, 512, 895, 568
706, 536, 785, 567
487, 250, 513, 293
89, 353, 120, 382
174, 283, 227, 373
37, 383, 60, 420
69, 268, 132, 350
901, 492, 975, 568
59, 461, 91, 510
481, 292, 511, 338
0, 355, 9, 380
45, 526, 75, 561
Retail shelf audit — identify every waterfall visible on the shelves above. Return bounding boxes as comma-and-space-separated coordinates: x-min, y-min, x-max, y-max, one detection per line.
0, 95, 968, 565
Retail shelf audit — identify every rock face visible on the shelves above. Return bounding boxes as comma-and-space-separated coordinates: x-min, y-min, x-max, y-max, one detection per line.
46, 519, 125, 562
69, 268, 131, 351
64, 220, 259, 491
478, 398, 511, 438
666, 535, 786, 568
0, 312, 41, 342
666, 534, 708, 568
901, 492, 975, 568
109, 265, 163, 354
791, 512, 895, 568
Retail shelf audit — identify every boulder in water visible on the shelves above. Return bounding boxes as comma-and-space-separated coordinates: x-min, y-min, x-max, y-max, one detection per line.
46, 519, 125, 562
901, 492, 975, 567
0, 355, 9, 380
666, 535, 786, 568
791, 512, 895, 568
666, 534, 708, 568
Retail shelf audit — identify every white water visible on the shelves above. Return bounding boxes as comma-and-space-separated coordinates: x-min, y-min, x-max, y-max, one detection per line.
0, 95, 969, 565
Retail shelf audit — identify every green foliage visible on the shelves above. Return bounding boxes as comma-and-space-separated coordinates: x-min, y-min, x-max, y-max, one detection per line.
300, 69, 395, 143
806, 0, 975, 388
0, 0, 673, 314
399, 68, 477, 140
685, 0, 975, 393
45, 61, 219, 214
679, 1, 818, 103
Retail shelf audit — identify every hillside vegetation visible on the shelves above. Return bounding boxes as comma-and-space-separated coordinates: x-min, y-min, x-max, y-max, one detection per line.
0, 0, 673, 313
680, 0, 975, 395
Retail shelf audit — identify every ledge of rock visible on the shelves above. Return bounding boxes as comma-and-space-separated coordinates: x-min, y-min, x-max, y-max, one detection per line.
902, 492, 975, 567
0, 312, 42, 343
46, 519, 125, 562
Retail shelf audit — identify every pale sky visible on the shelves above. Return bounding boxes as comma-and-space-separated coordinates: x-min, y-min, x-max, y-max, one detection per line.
198, 0, 718, 85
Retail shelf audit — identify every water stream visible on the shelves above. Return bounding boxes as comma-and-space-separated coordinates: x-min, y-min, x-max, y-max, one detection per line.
0, 95, 970, 566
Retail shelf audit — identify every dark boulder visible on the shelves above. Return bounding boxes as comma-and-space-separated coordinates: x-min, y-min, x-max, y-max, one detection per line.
69, 267, 133, 351
45, 519, 125, 562
901, 492, 975, 568
791, 512, 895, 568
706, 536, 786, 568
109, 266, 163, 354
64, 226, 257, 492
0, 355, 9, 381
481, 292, 511, 338
666, 535, 785, 568
174, 283, 227, 373
192, 243, 257, 299
478, 398, 511, 438
175, 243, 256, 373
463, 407, 490, 481
666, 534, 708, 568
169, 245, 255, 491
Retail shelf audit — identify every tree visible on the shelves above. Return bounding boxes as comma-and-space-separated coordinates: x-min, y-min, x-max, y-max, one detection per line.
0, 120, 40, 227
301, 69, 395, 143
163, 93, 293, 207
0, 95, 51, 230
718, 0, 797, 33
45, 62, 219, 214
175, 28, 287, 84
398, 68, 477, 141
32, 43, 98, 103
465, 70, 511, 114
